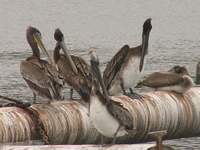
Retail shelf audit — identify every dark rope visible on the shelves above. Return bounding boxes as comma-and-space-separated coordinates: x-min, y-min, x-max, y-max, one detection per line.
0, 95, 31, 107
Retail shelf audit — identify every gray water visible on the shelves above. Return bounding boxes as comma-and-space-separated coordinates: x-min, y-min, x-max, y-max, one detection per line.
0, 0, 200, 149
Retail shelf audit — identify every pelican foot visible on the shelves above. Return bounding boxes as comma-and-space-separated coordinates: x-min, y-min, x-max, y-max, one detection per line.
125, 93, 144, 99
126, 129, 138, 136
33, 102, 42, 104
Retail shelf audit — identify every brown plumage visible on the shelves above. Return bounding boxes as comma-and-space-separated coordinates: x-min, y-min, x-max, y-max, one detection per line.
20, 26, 64, 103
136, 66, 194, 93
54, 29, 92, 102
103, 18, 152, 98
137, 71, 184, 87
103, 45, 130, 91
107, 100, 133, 130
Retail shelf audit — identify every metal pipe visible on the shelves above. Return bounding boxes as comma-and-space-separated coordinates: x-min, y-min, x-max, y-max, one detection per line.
0, 87, 200, 144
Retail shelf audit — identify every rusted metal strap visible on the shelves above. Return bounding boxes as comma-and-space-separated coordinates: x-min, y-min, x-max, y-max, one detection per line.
25, 107, 51, 145
0, 95, 51, 144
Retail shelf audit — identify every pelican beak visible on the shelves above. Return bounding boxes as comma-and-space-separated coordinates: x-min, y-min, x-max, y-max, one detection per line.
140, 18, 152, 72
139, 34, 148, 72
168, 68, 175, 73
58, 41, 78, 74
33, 32, 54, 64
53, 62, 58, 70
90, 52, 110, 101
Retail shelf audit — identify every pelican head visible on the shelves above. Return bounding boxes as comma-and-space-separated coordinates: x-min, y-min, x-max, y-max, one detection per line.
168, 66, 190, 76
139, 18, 152, 72
54, 28, 78, 74
89, 51, 110, 101
26, 26, 53, 64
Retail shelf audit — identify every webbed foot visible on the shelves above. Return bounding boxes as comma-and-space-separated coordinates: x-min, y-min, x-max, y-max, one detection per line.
125, 92, 144, 99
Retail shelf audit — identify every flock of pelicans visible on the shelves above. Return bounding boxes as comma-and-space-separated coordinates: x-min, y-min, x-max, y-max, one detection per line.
19, 18, 194, 145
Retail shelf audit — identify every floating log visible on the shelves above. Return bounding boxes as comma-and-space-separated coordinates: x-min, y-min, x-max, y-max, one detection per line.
1, 87, 200, 145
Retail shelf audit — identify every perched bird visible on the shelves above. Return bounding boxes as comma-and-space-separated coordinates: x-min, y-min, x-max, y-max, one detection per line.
89, 51, 137, 145
20, 26, 64, 103
54, 28, 92, 102
103, 18, 152, 99
136, 66, 194, 94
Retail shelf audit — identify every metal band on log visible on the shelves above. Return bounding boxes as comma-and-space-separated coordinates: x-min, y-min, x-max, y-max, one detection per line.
0, 87, 200, 144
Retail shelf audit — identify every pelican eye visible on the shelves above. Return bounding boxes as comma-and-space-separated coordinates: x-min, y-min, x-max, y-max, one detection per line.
37, 31, 42, 39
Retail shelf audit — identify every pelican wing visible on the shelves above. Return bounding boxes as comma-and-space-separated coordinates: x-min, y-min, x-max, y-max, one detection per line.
71, 55, 92, 92
40, 60, 65, 99
21, 60, 51, 88
20, 58, 64, 100
103, 45, 130, 89
40, 60, 65, 86
138, 71, 184, 87
107, 100, 133, 130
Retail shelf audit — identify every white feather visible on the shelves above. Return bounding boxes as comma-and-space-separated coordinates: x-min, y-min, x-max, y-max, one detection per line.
90, 95, 127, 138
108, 57, 145, 95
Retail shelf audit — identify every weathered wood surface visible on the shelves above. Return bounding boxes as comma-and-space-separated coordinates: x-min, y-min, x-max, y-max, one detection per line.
1, 87, 200, 145
0, 144, 156, 150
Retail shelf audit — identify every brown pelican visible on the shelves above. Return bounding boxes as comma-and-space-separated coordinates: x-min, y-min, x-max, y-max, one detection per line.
54, 28, 92, 102
136, 66, 194, 93
89, 51, 137, 145
20, 26, 65, 103
103, 18, 152, 99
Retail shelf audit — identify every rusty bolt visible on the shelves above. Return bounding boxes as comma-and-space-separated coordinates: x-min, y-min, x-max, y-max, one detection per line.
149, 130, 167, 150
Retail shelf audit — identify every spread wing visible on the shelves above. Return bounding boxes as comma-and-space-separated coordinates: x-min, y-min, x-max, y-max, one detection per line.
103, 45, 130, 89
137, 71, 183, 88
107, 100, 133, 130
